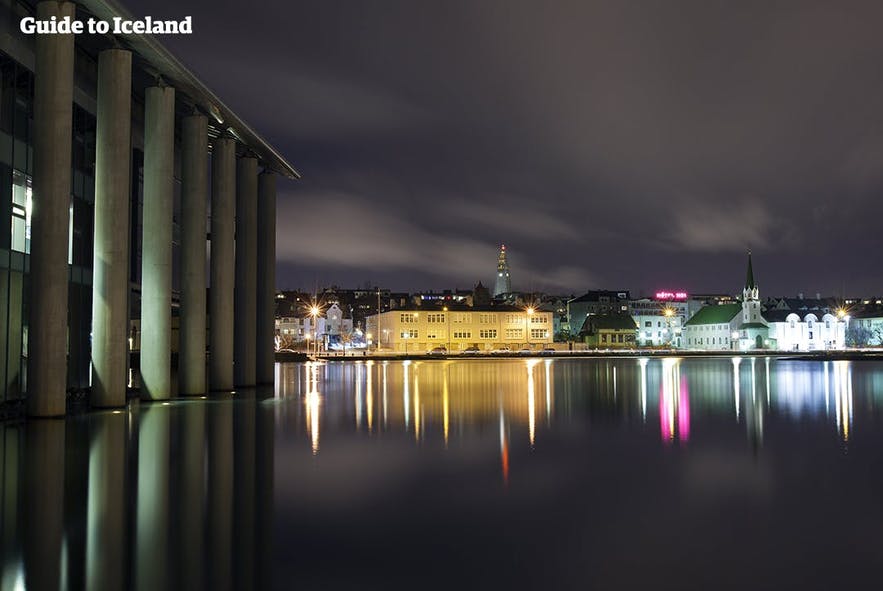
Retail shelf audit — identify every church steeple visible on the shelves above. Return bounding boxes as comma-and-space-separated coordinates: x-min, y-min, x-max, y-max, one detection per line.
745, 250, 756, 291
494, 244, 511, 297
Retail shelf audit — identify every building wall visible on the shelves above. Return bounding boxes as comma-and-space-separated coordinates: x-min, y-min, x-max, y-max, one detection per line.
769, 313, 845, 351
584, 328, 636, 348
683, 320, 738, 350
366, 309, 554, 352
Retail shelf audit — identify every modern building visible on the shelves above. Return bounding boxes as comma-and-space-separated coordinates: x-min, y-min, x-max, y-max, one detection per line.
365, 306, 554, 352
1, 1, 298, 415
629, 293, 702, 347
579, 312, 638, 349
493, 244, 511, 297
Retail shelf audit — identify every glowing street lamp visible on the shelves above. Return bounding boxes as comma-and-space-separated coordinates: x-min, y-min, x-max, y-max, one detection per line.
310, 305, 320, 356
526, 306, 535, 349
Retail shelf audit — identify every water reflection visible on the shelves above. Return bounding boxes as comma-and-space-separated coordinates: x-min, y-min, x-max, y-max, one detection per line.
4, 358, 883, 589
274, 358, 883, 457
0, 393, 274, 590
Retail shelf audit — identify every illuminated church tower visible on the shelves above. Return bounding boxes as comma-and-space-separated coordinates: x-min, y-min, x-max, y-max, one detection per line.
494, 244, 511, 297
742, 250, 762, 323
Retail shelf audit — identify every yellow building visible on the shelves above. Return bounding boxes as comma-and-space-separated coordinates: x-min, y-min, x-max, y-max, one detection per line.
366, 306, 554, 352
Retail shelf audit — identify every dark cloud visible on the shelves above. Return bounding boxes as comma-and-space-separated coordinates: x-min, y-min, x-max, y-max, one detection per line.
128, 0, 883, 295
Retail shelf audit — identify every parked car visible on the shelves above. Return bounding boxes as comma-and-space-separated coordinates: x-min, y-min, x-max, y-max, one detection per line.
540, 347, 556, 355
491, 347, 511, 355
428, 346, 447, 356
461, 346, 481, 356
518, 347, 533, 355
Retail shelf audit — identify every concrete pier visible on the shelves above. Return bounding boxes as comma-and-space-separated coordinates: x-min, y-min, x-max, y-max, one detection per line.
180, 115, 209, 395
91, 49, 132, 408
256, 171, 277, 386
234, 157, 258, 387
210, 138, 236, 391
140, 85, 175, 400
27, 0, 76, 417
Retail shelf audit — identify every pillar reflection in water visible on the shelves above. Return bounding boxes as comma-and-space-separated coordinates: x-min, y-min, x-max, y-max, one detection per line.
86, 410, 126, 591
136, 403, 170, 591
24, 420, 65, 591
234, 393, 257, 590
177, 401, 206, 591
1, 424, 23, 591
208, 397, 234, 591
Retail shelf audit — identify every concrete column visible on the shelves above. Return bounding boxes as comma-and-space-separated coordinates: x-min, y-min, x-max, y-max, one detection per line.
256, 171, 276, 385
180, 115, 209, 395
27, 1, 76, 417
140, 85, 175, 400
91, 49, 132, 408
210, 138, 236, 391
234, 157, 258, 387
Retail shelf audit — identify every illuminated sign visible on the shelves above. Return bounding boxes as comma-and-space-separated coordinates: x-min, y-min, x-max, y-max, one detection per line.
655, 291, 688, 300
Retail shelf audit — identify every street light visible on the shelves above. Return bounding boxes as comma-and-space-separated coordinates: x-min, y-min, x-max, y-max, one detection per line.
663, 307, 675, 348
443, 305, 450, 352
526, 306, 535, 350
310, 305, 320, 356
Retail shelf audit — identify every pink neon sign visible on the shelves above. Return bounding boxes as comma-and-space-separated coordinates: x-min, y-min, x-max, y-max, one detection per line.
655, 291, 688, 300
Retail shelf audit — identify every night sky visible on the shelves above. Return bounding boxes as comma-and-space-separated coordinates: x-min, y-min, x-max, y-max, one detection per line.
126, 0, 883, 297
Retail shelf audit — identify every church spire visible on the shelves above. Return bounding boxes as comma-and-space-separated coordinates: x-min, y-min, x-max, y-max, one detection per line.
494, 244, 511, 297
745, 249, 756, 291
742, 250, 759, 303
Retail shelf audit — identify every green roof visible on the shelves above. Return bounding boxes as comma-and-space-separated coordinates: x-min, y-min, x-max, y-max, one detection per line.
579, 313, 637, 335
739, 322, 767, 329
685, 304, 741, 326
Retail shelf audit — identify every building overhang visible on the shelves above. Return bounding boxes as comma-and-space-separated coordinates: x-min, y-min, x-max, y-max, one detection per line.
72, 0, 301, 180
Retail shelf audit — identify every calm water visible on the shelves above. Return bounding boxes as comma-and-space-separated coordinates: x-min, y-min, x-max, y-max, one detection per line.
3, 357, 883, 590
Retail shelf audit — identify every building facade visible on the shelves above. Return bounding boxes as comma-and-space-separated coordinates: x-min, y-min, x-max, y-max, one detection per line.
1, 1, 297, 414
566, 290, 630, 336
366, 306, 554, 352
579, 313, 638, 348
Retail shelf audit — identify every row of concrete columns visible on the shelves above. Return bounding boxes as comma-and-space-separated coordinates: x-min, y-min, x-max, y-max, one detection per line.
26, 1, 279, 416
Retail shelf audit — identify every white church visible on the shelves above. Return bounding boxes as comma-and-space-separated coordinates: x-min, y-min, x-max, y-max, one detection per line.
684, 253, 845, 351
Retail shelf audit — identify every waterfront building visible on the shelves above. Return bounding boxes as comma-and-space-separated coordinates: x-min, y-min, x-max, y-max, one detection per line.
0, 1, 297, 413
629, 292, 702, 347
566, 290, 630, 336
365, 306, 553, 352
848, 307, 883, 346
684, 253, 770, 350
763, 295, 846, 351
493, 244, 511, 297
579, 312, 638, 348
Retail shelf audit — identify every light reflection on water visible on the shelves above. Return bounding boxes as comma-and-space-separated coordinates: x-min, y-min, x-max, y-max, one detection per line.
3, 357, 883, 590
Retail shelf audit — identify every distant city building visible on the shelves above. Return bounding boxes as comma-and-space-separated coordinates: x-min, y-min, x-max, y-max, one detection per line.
494, 244, 511, 297
566, 290, 630, 336
579, 312, 638, 348
630, 293, 695, 347
473, 281, 492, 307
365, 305, 553, 352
